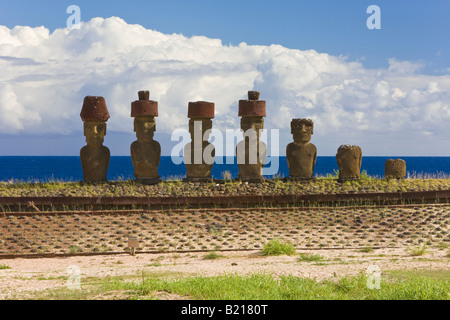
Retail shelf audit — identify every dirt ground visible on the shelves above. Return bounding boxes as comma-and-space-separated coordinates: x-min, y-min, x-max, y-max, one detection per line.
0, 246, 448, 299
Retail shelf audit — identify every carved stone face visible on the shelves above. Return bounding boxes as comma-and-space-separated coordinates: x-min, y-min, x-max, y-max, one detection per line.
291, 119, 313, 144
240, 117, 264, 135
134, 116, 156, 142
84, 121, 106, 146
189, 119, 212, 141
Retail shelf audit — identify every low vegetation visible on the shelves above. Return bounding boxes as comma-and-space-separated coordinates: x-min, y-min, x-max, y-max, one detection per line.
203, 251, 225, 260
297, 253, 325, 262
407, 244, 428, 256
261, 239, 296, 256
0, 176, 449, 198
16, 270, 450, 300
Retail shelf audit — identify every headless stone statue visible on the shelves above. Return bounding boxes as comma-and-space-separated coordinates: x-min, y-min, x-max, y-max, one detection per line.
130, 91, 161, 184
336, 145, 362, 181
236, 91, 267, 182
286, 118, 317, 180
385, 159, 406, 180
80, 96, 110, 182
184, 101, 215, 182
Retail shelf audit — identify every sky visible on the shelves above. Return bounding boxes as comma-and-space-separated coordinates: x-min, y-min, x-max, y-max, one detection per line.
0, 0, 449, 156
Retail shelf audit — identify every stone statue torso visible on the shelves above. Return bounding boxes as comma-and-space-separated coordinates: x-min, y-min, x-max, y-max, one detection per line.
236, 139, 267, 178
131, 140, 161, 179
80, 145, 110, 181
184, 142, 215, 178
286, 142, 317, 178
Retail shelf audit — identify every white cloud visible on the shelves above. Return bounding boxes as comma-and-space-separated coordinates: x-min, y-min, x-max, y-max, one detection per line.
0, 17, 449, 155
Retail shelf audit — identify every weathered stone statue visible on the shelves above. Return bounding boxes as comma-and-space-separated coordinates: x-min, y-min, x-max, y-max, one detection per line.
385, 159, 406, 180
130, 91, 161, 184
286, 118, 317, 180
184, 101, 215, 182
336, 145, 362, 181
236, 91, 267, 182
80, 96, 110, 182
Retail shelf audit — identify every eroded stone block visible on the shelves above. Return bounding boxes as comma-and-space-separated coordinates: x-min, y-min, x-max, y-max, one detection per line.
385, 159, 406, 180
336, 145, 362, 181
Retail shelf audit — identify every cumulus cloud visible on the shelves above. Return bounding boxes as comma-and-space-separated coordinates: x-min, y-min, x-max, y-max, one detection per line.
0, 17, 449, 155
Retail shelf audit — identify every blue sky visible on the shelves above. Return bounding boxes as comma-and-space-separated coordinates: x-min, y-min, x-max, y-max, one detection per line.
0, 0, 449, 156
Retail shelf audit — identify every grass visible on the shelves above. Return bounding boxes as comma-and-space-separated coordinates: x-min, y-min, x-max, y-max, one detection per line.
359, 246, 374, 253
146, 262, 162, 267
297, 253, 325, 262
407, 244, 428, 256
203, 251, 225, 260
0, 265, 11, 270
69, 245, 83, 254
1, 176, 449, 199
5, 267, 450, 300
436, 242, 449, 250
97, 271, 450, 300
385, 269, 450, 282
261, 239, 296, 256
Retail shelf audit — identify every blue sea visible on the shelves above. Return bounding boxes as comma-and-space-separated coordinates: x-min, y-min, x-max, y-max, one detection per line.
0, 156, 449, 182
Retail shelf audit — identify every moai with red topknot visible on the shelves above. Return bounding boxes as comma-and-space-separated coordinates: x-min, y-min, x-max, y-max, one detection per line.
184, 101, 215, 182
130, 91, 161, 185
80, 96, 111, 182
236, 91, 267, 182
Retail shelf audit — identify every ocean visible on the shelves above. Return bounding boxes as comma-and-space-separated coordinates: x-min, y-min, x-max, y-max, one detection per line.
0, 156, 449, 182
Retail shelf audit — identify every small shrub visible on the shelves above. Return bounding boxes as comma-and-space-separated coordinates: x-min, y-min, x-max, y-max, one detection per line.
261, 239, 296, 256
408, 244, 427, 256
298, 253, 325, 262
360, 170, 371, 180
69, 245, 82, 254
0, 265, 11, 270
203, 251, 225, 260
360, 246, 374, 253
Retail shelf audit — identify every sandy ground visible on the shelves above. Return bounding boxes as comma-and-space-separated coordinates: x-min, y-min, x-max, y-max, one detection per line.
0, 247, 448, 299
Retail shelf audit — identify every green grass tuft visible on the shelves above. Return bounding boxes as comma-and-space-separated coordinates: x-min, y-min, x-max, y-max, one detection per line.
408, 244, 428, 256
203, 251, 225, 260
297, 253, 325, 262
261, 239, 296, 256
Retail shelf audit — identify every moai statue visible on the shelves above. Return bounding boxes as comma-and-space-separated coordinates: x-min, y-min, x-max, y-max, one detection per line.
130, 91, 161, 185
236, 91, 267, 182
286, 118, 317, 180
336, 145, 362, 181
385, 159, 406, 180
80, 96, 110, 182
183, 101, 215, 182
